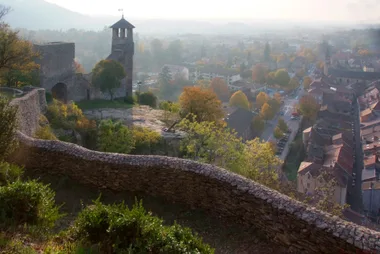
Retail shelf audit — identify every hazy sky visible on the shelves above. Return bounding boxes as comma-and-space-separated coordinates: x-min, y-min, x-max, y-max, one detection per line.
44, 0, 379, 22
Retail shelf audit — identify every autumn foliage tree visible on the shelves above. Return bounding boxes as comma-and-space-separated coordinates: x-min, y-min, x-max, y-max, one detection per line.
251, 115, 265, 136
229, 90, 250, 110
256, 91, 269, 108
74, 60, 85, 73
303, 76, 312, 90
274, 69, 290, 87
179, 86, 224, 123
210, 77, 229, 101
298, 95, 320, 120
252, 64, 267, 84
273, 127, 284, 139
0, 22, 39, 87
260, 102, 274, 121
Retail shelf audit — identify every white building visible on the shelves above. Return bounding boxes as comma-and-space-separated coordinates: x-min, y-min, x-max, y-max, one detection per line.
193, 66, 241, 85
163, 65, 189, 81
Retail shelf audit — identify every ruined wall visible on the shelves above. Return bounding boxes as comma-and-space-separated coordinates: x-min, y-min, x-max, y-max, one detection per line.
9, 88, 47, 137
9, 131, 380, 254
34, 42, 89, 101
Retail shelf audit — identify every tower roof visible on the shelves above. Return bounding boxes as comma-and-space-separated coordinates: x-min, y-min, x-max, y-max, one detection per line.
110, 16, 135, 29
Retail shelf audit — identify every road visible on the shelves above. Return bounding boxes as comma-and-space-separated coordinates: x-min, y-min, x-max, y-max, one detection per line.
260, 85, 305, 160
346, 98, 364, 213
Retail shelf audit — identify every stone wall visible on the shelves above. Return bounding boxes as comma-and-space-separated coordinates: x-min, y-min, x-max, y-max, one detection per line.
9, 88, 47, 137
10, 131, 380, 254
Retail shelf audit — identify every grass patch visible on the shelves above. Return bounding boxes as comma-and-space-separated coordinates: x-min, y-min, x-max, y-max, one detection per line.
283, 132, 305, 181
75, 99, 133, 110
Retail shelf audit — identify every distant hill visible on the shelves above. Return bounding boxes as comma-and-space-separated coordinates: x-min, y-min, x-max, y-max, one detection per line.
0, 0, 113, 30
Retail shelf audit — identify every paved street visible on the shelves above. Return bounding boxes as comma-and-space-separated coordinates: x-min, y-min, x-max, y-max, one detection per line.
260, 85, 305, 160
346, 98, 364, 213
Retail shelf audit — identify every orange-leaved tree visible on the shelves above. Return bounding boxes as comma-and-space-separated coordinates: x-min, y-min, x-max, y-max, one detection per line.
179, 86, 224, 123
256, 91, 269, 108
229, 90, 250, 110
210, 77, 229, 101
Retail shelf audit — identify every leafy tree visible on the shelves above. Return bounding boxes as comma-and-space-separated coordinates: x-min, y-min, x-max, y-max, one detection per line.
260, 102, 274, 121
277, 118, 288, 132
288, 77, 299, 90
256, 91, 269, 108
179, 87, 224, 123
273, 93, 282, 104
298, 95, 320, 120
0, 98, 18, 161
229, 90, 250, 110
266, 71, 276, 86
92, 60, 126, 100
252, 64, 267, 83
274, 69, 290, 87
264, 42, 271, 61
295, 68, 305, 78
131, 126, 161, 154
158, 65, 172, 100
138, 91, 157, 108
0, 23, 39, 86
74, 60, 85, 73
273, 127, 284, 140
268, 98, 281, 114
97, 119, 134, 154
251, 115, 265, 136
159, 100, 180, 124
210, 77, 229, 101
166, 40, 183, 64
2, 69, 40, 88
303, 76, 312, 90
197, 79, 211, 88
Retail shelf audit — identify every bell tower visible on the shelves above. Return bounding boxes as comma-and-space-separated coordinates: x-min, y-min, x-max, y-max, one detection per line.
107, 12, 135, 98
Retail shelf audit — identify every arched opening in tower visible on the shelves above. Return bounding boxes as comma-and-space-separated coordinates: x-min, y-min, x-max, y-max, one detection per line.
51, 82, 68, 103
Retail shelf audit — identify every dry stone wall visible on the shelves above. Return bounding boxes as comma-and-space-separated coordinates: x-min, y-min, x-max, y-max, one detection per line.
9, 131, 380, 254
9, 88, 47, 137
9, 90, 380, 253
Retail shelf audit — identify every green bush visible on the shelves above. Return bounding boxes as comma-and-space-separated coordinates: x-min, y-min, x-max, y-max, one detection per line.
0, 98, 18, 161
0, 162, 23, 186
34, 125, 57, 141
97, 119, 134, 154
139, 91, 157, 108
0, 180, 62, 229
131, 126, 161, 154
124, 95, 135, 104
72, 199, 214, 254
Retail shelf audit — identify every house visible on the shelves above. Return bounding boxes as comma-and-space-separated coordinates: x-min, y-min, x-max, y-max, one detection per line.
225, 108, 257, 141
194, 65, 241, 85
163, 65, 189, 81
362, 181, 380, 216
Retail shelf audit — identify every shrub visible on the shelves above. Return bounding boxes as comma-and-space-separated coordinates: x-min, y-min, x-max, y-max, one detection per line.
0, 98, 18, 161
34, 125, 57, 140
72, 199, 214, 253
46, 99, 84, 130
124, 95, 135, 104
45, 92, 53, 104
0, 180, 62, 229
131, 126, 161, 154
97, 119, 134, 153
138, 91, 157, 108
0, 162, 23, 186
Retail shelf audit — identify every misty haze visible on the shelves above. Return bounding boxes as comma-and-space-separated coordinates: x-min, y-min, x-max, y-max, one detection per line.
1, 0, 380, 253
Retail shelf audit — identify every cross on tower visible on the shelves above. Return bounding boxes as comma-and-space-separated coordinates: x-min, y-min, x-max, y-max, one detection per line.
118, 8, 124, 18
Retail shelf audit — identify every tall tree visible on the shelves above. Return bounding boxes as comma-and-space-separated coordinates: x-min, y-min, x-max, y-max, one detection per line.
264, 42, 271, 62
252, 64, 267, 84
288, 77, 299, 90
179, 87, 224, 123
277, 118, 288, 132
256, 91, 269, 108
229, 90, 250, 110
260, 102, 274, 121
158, 66, 172, 100
91, 60, 126, 100
303, 76, 312, 90
273, 127, 284, 140
210, 77, 229, 101
166, 40, 183, 64
274, 69, 290, 87
0, 20, 39, 86
298, 95, 320, 120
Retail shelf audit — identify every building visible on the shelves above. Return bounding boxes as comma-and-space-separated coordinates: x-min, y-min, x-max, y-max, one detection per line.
106, 15, 135, 98
225, 108, 257, 141
194, 65, 241, 85
163, 65, 189, 81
